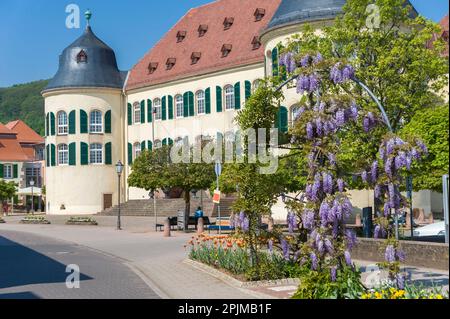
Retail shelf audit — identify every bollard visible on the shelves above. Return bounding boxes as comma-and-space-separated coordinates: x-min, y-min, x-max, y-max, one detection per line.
267, 217, 274, 232
163, 218, 171, 237
197, 217, 204, 235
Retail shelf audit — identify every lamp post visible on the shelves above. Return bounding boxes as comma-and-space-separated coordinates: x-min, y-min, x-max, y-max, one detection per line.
115, 160, 124, 230
152, 106, 157, 231
30, 179, 35, 214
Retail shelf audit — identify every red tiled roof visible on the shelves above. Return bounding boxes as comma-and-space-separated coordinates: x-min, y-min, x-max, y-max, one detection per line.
6, 120, 44, 144
126, 0, 282, 91
440, 14, 449, 32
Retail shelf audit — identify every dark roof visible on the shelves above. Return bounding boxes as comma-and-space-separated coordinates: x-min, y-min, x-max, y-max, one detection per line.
43, 26, 126, 92
266, 0, 346, 32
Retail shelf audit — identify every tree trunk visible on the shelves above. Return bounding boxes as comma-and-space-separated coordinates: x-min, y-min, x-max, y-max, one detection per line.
184, 190, 190, 232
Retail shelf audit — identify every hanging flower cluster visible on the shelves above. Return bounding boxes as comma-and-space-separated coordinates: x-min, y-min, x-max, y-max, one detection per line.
231, 211, 250, 232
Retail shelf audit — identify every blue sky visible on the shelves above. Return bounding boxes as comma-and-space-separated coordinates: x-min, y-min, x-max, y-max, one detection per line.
0, 0, 448, 87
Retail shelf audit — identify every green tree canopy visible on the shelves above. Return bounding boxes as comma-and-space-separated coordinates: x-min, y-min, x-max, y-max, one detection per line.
0, 180, 17, 201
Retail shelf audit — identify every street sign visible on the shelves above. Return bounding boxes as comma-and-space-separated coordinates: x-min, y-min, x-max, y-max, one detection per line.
213, 190, 221, 204
215, 161, 222, 177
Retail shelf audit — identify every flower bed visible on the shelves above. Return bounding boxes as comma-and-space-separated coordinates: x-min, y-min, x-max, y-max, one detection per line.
362, 286, 448, 299
20, 215, 50, 224
65, 216, 98, 226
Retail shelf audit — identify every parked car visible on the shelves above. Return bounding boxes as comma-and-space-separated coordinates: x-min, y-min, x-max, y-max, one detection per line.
413, 221, 446, 237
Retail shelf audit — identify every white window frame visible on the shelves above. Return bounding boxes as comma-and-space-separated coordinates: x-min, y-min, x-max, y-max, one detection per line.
3, 164, 13, 179
58, 144, 68, 166
154, 98, 162, 121
224, 85, 235, 110
89, 143, 103, 164
175, 95, 184, 118
154, 140, 162, 149
89, 110, 103, 133
196, 90, 205, 115
133, 102, 141, 124
57, 111, 68, 135
133, 142, 141, 159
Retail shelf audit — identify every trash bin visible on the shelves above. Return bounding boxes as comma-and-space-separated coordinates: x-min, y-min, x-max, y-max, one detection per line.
362, 207, 373, 238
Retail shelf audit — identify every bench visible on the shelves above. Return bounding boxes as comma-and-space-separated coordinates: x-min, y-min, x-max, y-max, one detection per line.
207, 216, 235, 233
157, 216, 211, 231
156, 216, 178, 232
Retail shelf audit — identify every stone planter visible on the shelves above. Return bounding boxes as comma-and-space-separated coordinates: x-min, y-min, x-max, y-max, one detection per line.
0, 218, 5, 224
65, 220, 98, 226
20, 219, 51, 224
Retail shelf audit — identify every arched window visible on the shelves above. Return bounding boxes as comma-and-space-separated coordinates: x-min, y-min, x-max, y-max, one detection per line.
196, 90, 205, 115
153, 98, 162, 120
175, 95, 184, 118
154, 139, 162, 149
77, 50, 87, 63
57, 144, 68, 165
133, 142, 141, 159
133, 102, 141, 124
89, 110, 102, 133
175, 137, 184, 147
57, 111, 68, 135
224, 85, 235, 110
90, 143, 103, 164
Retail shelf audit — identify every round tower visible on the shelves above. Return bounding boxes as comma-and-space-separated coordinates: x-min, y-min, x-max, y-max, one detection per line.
42, 11, 126, 215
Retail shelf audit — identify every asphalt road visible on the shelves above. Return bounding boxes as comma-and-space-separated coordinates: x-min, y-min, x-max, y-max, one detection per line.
0, 230, 160, 299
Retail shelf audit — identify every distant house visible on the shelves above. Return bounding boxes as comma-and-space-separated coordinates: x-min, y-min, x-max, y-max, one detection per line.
0, 120, 45, 211
427, 14, 449, 57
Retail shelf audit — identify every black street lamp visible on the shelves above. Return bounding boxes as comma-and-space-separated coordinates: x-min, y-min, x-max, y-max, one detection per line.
115, 160, 124, 230
30, 179, 35, 214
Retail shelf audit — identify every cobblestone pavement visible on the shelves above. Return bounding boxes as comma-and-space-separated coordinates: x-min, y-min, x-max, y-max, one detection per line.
0, 230, 159, 299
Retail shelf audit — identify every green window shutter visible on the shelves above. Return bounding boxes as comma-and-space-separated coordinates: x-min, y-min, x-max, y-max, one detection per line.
147, 140, 153, 151
162, 138, 167, 146
80, 142, 88, 165
13, 164, 18, 178
147, 99, 153, 123
50, 112, 56, 136
46, 113, 49, 136
245, 81, 251, 101
162, 96, 167, 121
216, 86, 223, 112
46, 145, 50, 167
0, 164, 3, 177
234, 82, 241, 110
51, 144, 56, 167
128, 143, 133, 165
104, 110, 111, 133
141, 141, 146, 151
69, 110, 76, 134
80, 110, 88, 133
140, 100, 146, 123
272, 47, 279, 77
278, 106, 288, 133
205, 88, 211, 114
69, 142, 76, 166
127, 103, 132, 125
168, 138, 174, 146
168, 96, 174, 120
189, 92, 194, 116
183, 93, 189, 118
105, 142, 112, 165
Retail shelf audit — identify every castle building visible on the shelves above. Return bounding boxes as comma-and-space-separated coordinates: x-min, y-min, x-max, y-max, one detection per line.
42, 0, 443, 218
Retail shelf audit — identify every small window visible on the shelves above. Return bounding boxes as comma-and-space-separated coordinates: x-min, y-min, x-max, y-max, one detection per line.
90, 143, 103, 164
58, 144, 68, 165
224, 85, 235, 110
196, 90, 205, 115
3, 164, 13, 179
251, 36, 261, 50
191, 52, 201, 64
254, 8, 266, 21
57, 111, 68, 135
133, 102, 141, 124
176, 31, 187, 43
154, 140, 162, 149
153, 98, 162, 120
175, 95, 184, 118
198, 24, 208, 37
90, 110, 102, 133
148, 62, 158, 74
76, 50, 87, 63
223, 17, 234, 30
166, 58, 176, 70
133, 142, 141, 159
221, 44, 232, 58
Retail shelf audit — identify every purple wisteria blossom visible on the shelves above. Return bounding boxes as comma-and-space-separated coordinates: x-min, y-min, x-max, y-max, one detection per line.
281, 238, 290, 260
313, 53, 323, 64
268, 239, 273, 254
344, 250, 352, 266
335, 109, 346, 127
330, 266, 337, 282
287, 211, 296, 234
310, 252, 318, 270
371, 161, 378, 183
361, 171, 368, 183
385, 245, 396, 263
330, 63, 355, 84
323, 172, 333, 194
345, 229, 357, 250
337, 179, 345, 192
302, 210, 315, 230
300, 54, 310, 67
306, 122, 314, 139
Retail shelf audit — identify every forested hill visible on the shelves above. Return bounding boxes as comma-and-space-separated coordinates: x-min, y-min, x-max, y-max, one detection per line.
0, 79, 49, 136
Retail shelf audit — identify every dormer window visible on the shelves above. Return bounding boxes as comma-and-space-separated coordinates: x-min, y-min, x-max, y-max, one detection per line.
254, 8, 266, 21
251, 36, 261, 50
221, 44, 232, 58
198, 25, 208, 37
166, 58, 176, 70
191, 52, 201, 64
223, 17, 234, 30
76, 50, 87, 63
176, 31, 187, 43
148, 62, 158, 74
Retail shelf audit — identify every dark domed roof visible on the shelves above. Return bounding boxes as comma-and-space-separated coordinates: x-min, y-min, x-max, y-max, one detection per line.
266, 0, 346, 32
44, 26, 126, 92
